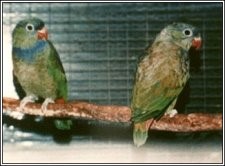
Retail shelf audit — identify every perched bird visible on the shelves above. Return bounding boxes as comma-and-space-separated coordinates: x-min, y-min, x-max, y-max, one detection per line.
131, 23, 201, 147
12, 17, 72, 130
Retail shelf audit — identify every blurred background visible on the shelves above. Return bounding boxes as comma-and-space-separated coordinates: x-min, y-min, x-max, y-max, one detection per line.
2, 2, 223, 163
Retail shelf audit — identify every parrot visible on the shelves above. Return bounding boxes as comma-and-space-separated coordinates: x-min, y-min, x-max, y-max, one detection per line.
12, 17, 72, 130
131, 23, 202, 147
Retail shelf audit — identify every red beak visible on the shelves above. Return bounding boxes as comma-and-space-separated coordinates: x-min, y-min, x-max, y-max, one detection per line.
192, 37, 202, 50
37, 27, 48, 40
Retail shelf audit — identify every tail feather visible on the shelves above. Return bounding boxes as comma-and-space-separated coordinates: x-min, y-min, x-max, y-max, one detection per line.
133, 119, 154, 147
54, 119, 73, 130
54, 99, 73, 130
133, 126, 148, 147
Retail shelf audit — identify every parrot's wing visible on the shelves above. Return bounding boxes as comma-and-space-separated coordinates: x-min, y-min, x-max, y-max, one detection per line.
47, 41, 71, 130
48, 41, 66, 74
131, 50, 184, 123
47, 41, 68, 100
13, 72, 26, 99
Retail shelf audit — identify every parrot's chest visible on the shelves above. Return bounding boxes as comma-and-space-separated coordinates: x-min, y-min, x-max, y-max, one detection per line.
166, 58, 189, 88
178, 54, 190, 84
162, 49, 190, 87
13, 57, 57, 99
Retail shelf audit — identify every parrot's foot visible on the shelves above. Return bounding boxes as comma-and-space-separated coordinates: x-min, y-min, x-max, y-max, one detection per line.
41, 98, 54, 113
18, 95, 38, 111
54, 119, 73, 130
164, 109, 178, 118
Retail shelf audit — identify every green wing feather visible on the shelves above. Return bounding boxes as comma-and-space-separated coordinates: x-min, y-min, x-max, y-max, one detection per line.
47, 41, 71, 130
47, 41, 68, 101
131, 43, 186, 123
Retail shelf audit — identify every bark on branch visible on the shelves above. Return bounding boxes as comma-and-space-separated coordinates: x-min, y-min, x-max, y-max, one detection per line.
2, 97, 222, 132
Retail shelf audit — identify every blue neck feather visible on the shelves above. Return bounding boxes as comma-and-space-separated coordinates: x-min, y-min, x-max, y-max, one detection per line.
13, 40, 47, 62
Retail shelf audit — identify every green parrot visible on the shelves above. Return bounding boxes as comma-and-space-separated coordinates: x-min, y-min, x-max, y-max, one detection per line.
12, 17, 72, 130
131, 23, 202, 147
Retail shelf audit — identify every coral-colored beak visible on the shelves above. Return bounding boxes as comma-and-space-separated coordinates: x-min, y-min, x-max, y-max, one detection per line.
192, 37, 202, 50
37, 27, 48, 40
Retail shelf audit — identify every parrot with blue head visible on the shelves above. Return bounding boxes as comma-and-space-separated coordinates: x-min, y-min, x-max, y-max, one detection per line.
131, 23, 202, 147
12, 17, 72, 130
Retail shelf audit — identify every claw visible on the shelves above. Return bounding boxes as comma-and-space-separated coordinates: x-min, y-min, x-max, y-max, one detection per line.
18, 95, 38, 111
41, 98, 54, 113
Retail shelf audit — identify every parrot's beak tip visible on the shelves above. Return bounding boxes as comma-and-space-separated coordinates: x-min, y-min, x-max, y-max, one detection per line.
37, 27, 48, 40
192, 37, 202, 50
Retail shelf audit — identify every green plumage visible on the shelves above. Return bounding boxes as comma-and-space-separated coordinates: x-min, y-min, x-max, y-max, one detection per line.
131, 23, 201, 147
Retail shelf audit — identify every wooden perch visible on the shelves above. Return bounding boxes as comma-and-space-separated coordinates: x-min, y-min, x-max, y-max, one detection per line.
3, 97, 222, 132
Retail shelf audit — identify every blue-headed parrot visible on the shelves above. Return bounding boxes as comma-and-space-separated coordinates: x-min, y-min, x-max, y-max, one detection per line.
12, 17, 72, 130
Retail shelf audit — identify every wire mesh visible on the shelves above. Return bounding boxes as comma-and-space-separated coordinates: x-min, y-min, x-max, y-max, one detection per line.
2, 2, 223, 113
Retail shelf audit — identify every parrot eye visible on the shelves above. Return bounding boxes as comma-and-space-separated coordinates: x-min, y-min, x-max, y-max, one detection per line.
183, 28, 193, 37
26, 23, 34, 32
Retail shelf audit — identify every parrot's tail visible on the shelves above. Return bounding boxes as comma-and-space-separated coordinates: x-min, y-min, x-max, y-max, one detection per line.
54, 119, 73, 130
133, 119, 154, 147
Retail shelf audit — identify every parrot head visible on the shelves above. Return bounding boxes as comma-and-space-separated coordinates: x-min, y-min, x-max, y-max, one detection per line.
157, 23, 202, 51
12, 17, 48, 48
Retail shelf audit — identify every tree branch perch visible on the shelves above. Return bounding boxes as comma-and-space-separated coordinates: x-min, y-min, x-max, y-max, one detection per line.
2, 97, 222, 132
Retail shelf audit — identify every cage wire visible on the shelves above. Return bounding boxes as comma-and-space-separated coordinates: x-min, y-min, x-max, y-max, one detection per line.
2, 2, 223, 113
